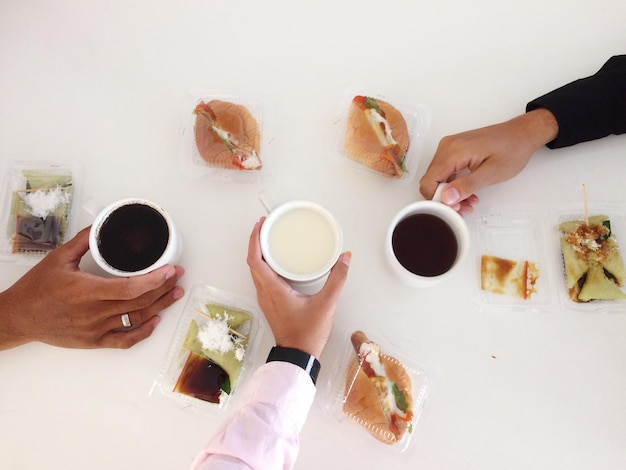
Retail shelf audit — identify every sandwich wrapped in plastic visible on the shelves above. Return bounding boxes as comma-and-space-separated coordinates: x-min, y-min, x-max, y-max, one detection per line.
320, 328, 431, 456
177, 91, 274, 184
333, 84, 429, 185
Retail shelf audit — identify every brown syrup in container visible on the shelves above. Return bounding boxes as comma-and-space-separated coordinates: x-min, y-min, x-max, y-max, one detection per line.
392, 213, 458, 277
174, 352, 229, 403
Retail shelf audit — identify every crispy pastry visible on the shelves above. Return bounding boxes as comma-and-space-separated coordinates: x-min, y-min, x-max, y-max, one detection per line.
342, 331, 413, 445
559, 215, 626, 302
481, 255, 539, 299
344, 96, 409, 178
194, 100, 262, 170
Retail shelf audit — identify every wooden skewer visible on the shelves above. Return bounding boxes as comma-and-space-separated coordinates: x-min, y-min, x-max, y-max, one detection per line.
582, 184, 589, 226
194, 308, 247, 339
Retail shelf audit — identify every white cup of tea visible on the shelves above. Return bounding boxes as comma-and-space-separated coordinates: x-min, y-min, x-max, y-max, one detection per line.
87, 198, 182, 277
259, 191, 343, 294
386, 184, 469, 287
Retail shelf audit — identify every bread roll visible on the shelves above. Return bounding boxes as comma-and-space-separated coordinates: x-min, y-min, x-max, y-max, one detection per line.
194, 100, 262, 170
344, 96, 409, 178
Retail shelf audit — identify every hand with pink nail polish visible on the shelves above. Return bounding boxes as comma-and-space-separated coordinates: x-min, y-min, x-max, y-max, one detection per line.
419, 108, 558, 214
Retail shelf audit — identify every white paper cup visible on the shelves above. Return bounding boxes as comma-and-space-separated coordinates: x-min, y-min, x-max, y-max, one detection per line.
259, 199, 343, 294
88, 198, 182, 277
386, 185, 469, 287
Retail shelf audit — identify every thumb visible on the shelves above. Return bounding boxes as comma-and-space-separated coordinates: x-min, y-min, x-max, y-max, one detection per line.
317, 251, 352, 304
439, 172, 484, 207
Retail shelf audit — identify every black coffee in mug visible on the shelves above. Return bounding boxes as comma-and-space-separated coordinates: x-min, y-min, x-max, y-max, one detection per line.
391, 213, 458, 277
97, 203, 169, 272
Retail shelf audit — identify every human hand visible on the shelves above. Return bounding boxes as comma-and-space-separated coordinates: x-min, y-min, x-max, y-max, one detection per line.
419, 108, 559, 213
246, 218, 351, 359
0, 227, 185, 351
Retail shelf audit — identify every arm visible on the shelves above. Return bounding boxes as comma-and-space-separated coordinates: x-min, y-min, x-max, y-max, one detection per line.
420, 55, 626, 212
192, 218, 351, 470
527, 55, 626, 148
0, 227, 185, 350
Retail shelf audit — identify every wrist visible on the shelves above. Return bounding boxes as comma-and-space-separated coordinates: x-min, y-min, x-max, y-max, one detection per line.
266, 346, 321, 384
521, 108, 559, 149
0, 290, 30, 351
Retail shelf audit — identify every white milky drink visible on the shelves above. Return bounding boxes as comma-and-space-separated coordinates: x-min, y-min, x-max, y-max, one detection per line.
268, 207, 338, 275
259, 199, 343, 294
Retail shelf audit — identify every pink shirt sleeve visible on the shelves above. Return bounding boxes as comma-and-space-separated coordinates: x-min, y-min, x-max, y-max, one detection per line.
191, 361, 316, 470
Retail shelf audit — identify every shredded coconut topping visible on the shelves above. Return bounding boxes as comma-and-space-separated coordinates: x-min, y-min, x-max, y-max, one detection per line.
197, 311, 246, 360
20, 186, 70, 219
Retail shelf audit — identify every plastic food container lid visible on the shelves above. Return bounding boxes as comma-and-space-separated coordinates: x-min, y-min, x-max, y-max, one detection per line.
153, 284, 265, 413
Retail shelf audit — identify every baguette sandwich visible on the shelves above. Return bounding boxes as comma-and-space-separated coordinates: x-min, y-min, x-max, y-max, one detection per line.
342, 331, 414, 445
194, 100, 262, 170
344, 96, 409, 178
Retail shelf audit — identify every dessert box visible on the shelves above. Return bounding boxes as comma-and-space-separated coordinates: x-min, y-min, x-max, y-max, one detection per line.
468, 202, 626, 313
331, 83, 430, 185
550, 202, 626, 312
154, 285, 265, 413
0, 160, 83, 265
319, 327, 432, 457
177, 91, 274, 184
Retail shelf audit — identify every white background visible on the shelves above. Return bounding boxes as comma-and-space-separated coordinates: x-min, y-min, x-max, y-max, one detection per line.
1, 1, 626, 469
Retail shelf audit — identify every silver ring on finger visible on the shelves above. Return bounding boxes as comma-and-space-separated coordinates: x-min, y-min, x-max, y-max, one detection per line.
121, 313, 132, 328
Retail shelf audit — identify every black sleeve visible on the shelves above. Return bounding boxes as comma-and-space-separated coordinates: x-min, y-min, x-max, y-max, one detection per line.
526, 55, 626, 148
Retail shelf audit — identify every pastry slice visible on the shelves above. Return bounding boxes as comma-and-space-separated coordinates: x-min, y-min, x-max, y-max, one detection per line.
480, 255, 539, 299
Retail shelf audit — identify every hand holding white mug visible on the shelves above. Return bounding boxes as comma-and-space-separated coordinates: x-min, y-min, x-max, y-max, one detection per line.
387, 183, 470, 287
88, 198, 182, 277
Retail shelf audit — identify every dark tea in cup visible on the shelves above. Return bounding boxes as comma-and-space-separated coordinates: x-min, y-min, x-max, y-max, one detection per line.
89, 198, 181, 276
98, 203, 169, 272
391, 213, 458, 277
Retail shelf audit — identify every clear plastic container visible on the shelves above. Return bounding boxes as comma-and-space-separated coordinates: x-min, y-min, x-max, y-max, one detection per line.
153, 285, 265, 413
319, 327, 431, 457
468, 201, 626, 313
177, 91, 274, 184
468, 204, 558, 312
550, 202, 626, 313
0, 160, 83, 265
331, 83, 430, 185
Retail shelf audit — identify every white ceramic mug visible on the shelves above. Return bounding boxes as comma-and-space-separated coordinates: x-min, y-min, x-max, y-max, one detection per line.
259, 191, 343, 294
87, 198, 182, 277
386, 184, 469, 287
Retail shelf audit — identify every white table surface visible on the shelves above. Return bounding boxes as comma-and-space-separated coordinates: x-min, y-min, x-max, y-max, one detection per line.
2, 1, 626, 469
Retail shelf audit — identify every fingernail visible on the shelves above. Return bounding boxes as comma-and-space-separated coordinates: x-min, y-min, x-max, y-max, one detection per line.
342, 251, 352, 266
442, 187, 461, 206
164, 266, 176, 280
172, 286, 185, 300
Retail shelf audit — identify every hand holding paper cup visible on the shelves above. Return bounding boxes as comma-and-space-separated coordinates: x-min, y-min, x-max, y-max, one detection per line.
258, 190, 343, 294
386, 184, 469, 287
